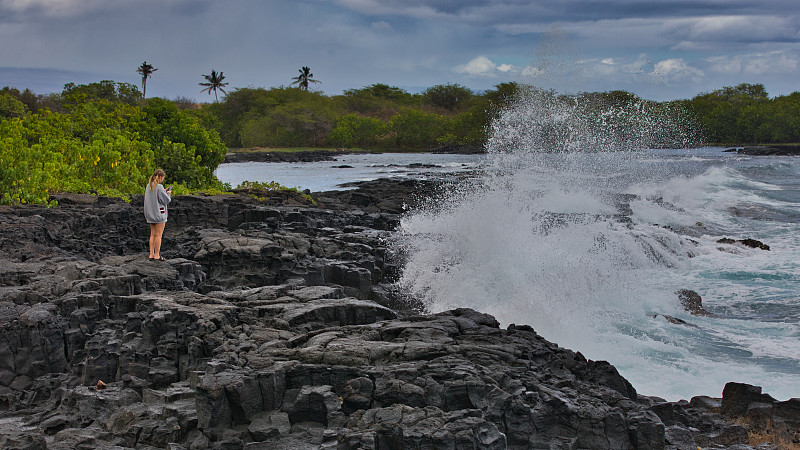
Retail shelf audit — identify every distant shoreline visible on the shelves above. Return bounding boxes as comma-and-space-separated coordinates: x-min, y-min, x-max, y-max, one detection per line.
723, 144, 800, 155
223, 145, 485, 163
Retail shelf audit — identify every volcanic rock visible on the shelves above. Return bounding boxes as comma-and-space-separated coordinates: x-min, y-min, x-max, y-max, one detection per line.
724, 145, 800, 156
676, 289, 718, 317
717, 237, 770, 251
0, 178, 790, 449
224, 149, 352, 163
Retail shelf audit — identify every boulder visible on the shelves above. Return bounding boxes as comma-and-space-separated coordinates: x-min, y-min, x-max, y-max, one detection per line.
717, 237, 770, 251
676, 289, 717, 317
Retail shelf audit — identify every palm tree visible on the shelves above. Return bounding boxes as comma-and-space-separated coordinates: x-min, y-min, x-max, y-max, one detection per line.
199, 70, 229, 102
136, 61, 158, 99
291, 66, 320, 91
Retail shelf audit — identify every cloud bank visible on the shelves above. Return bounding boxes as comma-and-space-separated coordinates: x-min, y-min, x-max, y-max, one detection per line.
0, 0, 797, 101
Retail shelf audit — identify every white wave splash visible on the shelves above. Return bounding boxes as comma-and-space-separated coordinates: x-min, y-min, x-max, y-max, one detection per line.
393, 87, 800, 401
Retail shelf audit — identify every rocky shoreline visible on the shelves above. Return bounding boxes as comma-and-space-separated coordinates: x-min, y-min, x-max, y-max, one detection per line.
223, 145, 485, 164
223, 149, 353, 164
723, 145, 800, 156
0, 178, 797, 449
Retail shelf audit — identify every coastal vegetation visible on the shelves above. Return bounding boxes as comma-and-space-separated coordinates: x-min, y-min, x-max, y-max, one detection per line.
0, 81, 226, 206
1, 79, 798, 206
677, 83, 800, 144
201, 81, 800, 150
204, 82, 504, 149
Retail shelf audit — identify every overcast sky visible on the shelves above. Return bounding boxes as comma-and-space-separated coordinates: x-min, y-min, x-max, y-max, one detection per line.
1, 0, 798, 102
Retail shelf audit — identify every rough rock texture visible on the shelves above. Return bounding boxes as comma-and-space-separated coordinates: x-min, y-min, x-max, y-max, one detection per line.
223, 149, 352, 163
429, 144, 485, 154
724, 145, 800, 156
675, 289, 717, 317
717, 237, 771, 251
0, 179, 793, 449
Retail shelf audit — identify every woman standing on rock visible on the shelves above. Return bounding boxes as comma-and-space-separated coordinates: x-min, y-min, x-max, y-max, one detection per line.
144, 169, 172, 261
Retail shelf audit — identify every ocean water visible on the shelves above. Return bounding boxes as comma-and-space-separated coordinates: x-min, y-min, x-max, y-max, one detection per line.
395, 148, 800, 401
215, 101, 800, 402
215, 152, 483, 192
393, 91, 800, 402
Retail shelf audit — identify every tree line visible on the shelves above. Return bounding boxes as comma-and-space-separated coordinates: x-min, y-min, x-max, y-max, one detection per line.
674, 83, 800, 144
203, 81, 504, 150
197, 81, 799, 150
1, 78, 798, 206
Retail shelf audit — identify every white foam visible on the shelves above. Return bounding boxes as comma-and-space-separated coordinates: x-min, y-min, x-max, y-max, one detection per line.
395, 87, 800, 401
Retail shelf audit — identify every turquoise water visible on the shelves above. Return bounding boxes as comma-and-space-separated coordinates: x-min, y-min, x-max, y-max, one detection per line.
394, 147, 800, 401
218, 148, 800, 401
215, 152, 483, 192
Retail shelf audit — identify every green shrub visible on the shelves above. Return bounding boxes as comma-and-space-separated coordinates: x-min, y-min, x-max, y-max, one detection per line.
236, 180, 315, 203
0, 83, 228, 206
328, 114, 386, 148
135, 98, 226, 187
388, 109, 449, 148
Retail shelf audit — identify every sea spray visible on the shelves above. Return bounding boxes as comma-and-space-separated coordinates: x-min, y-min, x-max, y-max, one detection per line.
396, 86, 699, 323
393, 86, 800, 400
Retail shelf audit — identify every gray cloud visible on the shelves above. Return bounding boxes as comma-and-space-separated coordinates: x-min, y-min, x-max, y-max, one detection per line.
0, 0, 797, 101
331, 0, 798, 24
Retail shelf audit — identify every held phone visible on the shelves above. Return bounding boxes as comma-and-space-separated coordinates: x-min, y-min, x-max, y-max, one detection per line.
167, 185, 173, 191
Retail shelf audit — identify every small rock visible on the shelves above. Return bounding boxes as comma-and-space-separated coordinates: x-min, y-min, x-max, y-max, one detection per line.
676, 289, 717, 317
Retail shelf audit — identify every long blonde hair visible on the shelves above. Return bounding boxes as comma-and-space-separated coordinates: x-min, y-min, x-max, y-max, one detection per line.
148, 169, 166, 191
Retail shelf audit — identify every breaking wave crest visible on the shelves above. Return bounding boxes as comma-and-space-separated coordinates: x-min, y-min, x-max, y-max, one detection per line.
393, 87, 800, 400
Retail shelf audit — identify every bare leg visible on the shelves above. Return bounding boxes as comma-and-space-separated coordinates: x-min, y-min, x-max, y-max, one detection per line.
149, 224, 156, 258
152, 222, 166, 259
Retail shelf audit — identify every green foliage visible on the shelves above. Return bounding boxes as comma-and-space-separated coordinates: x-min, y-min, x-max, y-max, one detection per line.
62, 80, 142, 107
134, 98, 227, 187
0, 117, 58, 205
165, 184, 231, 196
338, 84, 420, 119
343, 83, 415, 101
0, 92, 27, 118
236, 180, 315, 203
389, 109, 449, 148
233, 89, 338, 147
0, 113, 155, 205
64, 99, 143, 141
1, 87, 43, 113
172, 96, 198, 110
422, 83, 474, 111
204, 87, 332, 147
764, 93, 800, 143
328, 114, 386, 148
6, 76, 797, 209
482, 82, 522, 110
200, 81, 560, 151
446, 110, 489, 147
237, 180, 291, 190
687, 83, 799, 144
0, 82, 227, 206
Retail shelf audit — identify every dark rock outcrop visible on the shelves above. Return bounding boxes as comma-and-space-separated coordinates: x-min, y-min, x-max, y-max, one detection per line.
717, 237, 770, 251
0, 179, 791, 449
724, 145, 800, 156
430, 144, 485, 154
676, 289, 718, 317
224, 149, 354, 163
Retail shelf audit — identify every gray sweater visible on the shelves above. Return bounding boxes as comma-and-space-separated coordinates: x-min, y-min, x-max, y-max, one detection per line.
143, 184, 171, 224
